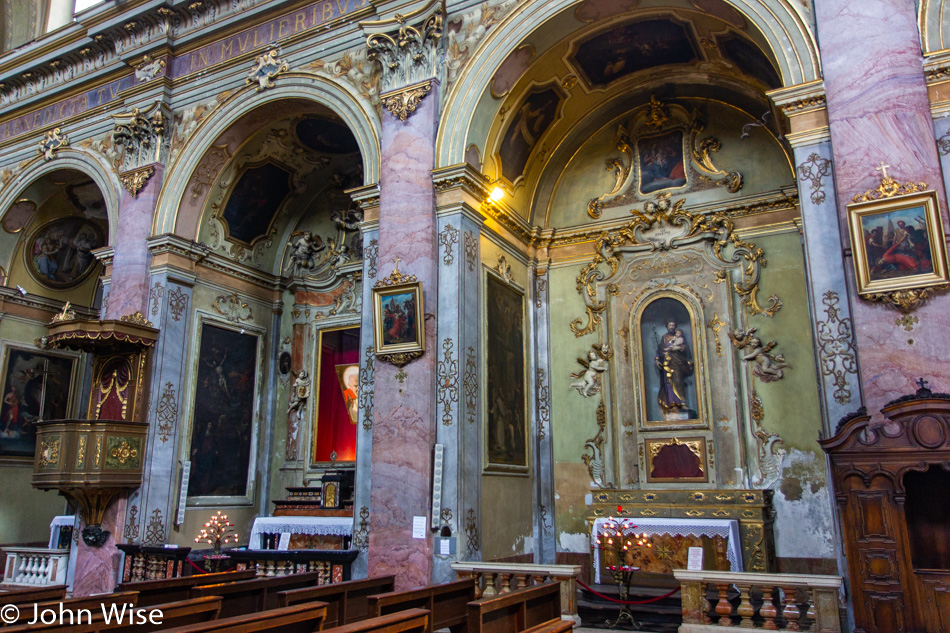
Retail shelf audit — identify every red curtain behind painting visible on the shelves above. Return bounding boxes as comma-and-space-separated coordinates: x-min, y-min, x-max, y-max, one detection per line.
97, 357, 131, 420
313, 328, 359, 463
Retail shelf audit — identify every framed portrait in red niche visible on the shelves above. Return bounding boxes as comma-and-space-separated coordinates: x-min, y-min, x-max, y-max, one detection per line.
644, 437, 708, 484
311, 326, 360, 466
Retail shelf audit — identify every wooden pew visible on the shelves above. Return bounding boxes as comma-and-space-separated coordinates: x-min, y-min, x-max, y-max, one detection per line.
466, 583, 562, 633
0, 585, 67, 607
320, 608, 430, 633
116, 569, 256, 607
190, 570, 323, 617
4, 591, 138, 625
521, 619, 573, 632
0, 596, 222, 632
368, 578, 475, 633
156, 602, 329, 633
276, 575, 396, 626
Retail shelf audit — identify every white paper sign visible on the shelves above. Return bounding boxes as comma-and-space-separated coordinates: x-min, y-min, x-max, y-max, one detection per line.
687, 547, 704, 571
439, 538, 451, 555
277, 533, 291, 551
412, 516, 427, 539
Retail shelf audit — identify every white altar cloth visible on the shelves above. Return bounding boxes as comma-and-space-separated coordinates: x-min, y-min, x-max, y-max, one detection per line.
591, 517, 743, 583
249, 517, 353, 550
48, 515, 79, 548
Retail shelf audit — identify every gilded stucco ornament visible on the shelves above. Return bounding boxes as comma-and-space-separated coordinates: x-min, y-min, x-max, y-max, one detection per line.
38, 128, 68, 160
728, 328, 791, 383
571, 195, 781, 337
380, 81, 432, 121
245, 46, 289, 91
119, 166, 155, 197
582, 402, 612, 488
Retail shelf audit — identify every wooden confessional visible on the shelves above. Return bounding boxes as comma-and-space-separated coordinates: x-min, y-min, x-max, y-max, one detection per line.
820, 386, 950, 633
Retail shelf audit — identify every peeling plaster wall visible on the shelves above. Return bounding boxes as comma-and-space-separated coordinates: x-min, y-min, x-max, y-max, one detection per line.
772, 449, 835, 559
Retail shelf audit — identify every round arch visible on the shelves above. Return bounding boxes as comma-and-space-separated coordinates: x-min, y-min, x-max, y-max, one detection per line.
0, 150, 121, 245
436, 0, 821, 168
920, 0, 949, 54
154, 73, 381, 238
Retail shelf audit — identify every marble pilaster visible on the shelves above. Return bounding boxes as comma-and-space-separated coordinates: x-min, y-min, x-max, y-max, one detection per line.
815, 0, 950, 410
529, 265, 555, 564
366, 87, 440, 589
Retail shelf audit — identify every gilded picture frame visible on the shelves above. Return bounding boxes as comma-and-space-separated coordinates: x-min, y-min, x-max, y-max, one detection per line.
644, 436, 708, 484
847, 189, 950, 298
372, 281, 425, 362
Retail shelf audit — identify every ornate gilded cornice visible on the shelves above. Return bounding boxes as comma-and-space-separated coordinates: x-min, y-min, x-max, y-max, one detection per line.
767, 80, 827, 116
119, 165, 154, 198
432, 162, 490, 199
112, 101, 168, 170
380, 80, 432, 121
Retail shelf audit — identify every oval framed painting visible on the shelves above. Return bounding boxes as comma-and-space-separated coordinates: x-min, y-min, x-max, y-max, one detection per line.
25, 217, 104, 290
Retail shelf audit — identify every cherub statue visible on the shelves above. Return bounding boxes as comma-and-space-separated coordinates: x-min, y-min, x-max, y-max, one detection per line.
286, 231, 325, 275
331, 206, 363, 232
570, 344, 611, 397
728, 327, 791, 383
288, 370, 311, 420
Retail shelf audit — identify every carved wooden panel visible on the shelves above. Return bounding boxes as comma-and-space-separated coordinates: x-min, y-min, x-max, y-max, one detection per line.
855, 491, 893, 541
864, 593, 905, 633
859, 549, 901, 586
918, 572, 950, 633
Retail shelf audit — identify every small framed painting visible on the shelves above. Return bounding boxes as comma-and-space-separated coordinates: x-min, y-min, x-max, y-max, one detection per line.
372, 281, 425, 361
848, 189, 950, 297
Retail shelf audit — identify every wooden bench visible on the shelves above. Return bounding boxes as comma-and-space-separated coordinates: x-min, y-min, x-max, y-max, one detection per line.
190, 570, 323, 617
521, 618, 573, 632
158, 602, 329, 633
0, 596, 222, 632
320, 608, 430, 633
466, 583, 562, 633
4, 591, 138, 624
276, 575, 396, 626
368, 578, 475, 633
117, 570, 257, 607
0, 585, 67, 607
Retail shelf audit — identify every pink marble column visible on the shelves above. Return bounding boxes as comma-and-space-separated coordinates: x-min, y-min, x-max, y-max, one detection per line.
72, 496, 127, 595
105, 165, 164, 320
817, 0, 950, 411
367, 87, 439, 590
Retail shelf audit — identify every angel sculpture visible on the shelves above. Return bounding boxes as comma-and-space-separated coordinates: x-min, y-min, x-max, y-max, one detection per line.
288, 370, 311, 420
286, 231, 326, 275
728, 328, 791, 383
331, 206, 363, 232
570, 344, 611, 397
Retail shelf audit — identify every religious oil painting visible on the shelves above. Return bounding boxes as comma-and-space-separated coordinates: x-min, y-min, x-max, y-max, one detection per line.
498, 87, 562, 184
848, 189, 950, 296
0, 346, 75, 458
312, 327, 360, 465
26, 217, 104, 290
645, 437, 708, 483
372, 282, 424, 356
638, 296, 700, 425
716, 34, 781, 89
637, 131, 687, 195
571, 19, 698, 87
187, 324, 258, 498
295, 117, 361, 154
485, 273, 528, 473
221, 161, 292, 245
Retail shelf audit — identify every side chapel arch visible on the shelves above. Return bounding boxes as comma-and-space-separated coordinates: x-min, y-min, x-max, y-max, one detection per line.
435, 0, 821, 168
153, 75, 381, 241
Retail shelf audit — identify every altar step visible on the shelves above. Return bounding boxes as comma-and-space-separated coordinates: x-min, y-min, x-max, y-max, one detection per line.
577, 579, 682, 632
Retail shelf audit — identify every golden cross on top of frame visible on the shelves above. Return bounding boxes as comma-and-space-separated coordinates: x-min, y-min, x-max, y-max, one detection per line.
392, 257, 402, 274
875, 161, 891, 180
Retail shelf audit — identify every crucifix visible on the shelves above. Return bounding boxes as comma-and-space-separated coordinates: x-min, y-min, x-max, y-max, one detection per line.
916, 377, 930, 391
392, 257, 402, 274
875, 161, 891, 180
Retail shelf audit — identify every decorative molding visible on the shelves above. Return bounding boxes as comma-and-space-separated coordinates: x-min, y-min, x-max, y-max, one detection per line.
211, 293, 252, 323
191, 145, 231, 200
119, 165, 155, 197
852, 172, 928, 204
112, 102, 168, 169
464, 231, 478, 272
378, 351, 423, 368
750, 391, 785, 490
353, 506, 370, 551
167, 286, 188, 322
439, 224, 459, 265
123, 504, 140, 543
379, 80, 432, 121
120, 311, 154, 327
245, 46, 290, 91
365, 239, 379, 278
815, 291, 857, 404
155, 382, 178, 444
706, 313, 726, 356
149, 282, 164, 317
436, 339, 459, 426
359, 346, 375, 431
364, 3, 444, 94
464, 508, 479, 556
463, 346, 477, 425
38, 128, 68, 160
493, 254, 512, 283
536, 368, 550, 440
143, 508, 165, 545
134, 54, 166, 82
581, 402, 611, 488
373, 259, 418, 287
865, 287, 945, 314
797, 153, 832, 205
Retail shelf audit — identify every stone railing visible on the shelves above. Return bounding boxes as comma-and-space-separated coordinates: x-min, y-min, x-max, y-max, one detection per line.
451, 561, 582, 620
674, 569, 842, 632
1, 547, 69, 587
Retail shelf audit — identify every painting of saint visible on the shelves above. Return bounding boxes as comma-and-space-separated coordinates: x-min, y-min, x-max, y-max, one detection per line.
639, 297, 698, 422
485, 274, 527, 470
638, 131, 687, 194
221, 162, 291, 245
861, 206, 934, 282
0, 348, 74, 457
499, 88, 561, 184
26, 218, 104, 289
572, 19, 698, 87
381, 292, 418, 346
335, 364, 359, 424
187, 324, 258, 498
